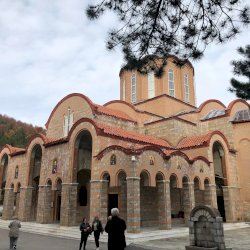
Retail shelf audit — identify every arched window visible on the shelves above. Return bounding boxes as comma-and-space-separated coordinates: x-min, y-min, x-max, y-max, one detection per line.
168, 69, 175, 97
110, 154, 116, 165
148, 71, 155, 98
15, 166, 19, 179
184, 74, 189, 102
131, 73, 137, 103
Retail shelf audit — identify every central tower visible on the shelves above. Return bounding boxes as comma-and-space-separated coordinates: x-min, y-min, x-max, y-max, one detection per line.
119, 55, 196, 107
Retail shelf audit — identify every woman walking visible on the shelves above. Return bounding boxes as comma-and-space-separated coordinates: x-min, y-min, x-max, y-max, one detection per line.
92, 215, 103, 250
79, 217, 91, 250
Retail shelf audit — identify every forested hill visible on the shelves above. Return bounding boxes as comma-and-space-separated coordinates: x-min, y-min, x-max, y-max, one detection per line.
0, 114, 45, 149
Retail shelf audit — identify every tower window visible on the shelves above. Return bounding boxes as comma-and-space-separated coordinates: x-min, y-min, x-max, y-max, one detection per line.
122, 80, 126, 101
184, 74, 189, 102
148, 71, 155, 98
131, 73, 137, 103
168, 69, 175, 97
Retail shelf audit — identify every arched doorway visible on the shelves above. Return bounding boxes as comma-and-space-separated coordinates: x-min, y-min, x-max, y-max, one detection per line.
29, 144, 42, 221
170, 174, 184, 224
75, 130, 92, 222
213, 142, 226, 221
0, 154, 8, 205
54, 178, 62, 222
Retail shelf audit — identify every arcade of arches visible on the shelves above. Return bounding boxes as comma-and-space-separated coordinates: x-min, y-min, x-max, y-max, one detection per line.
0, 57, 250, 233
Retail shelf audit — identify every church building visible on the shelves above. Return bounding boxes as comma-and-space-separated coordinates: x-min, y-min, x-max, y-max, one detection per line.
0, 55, 250, 233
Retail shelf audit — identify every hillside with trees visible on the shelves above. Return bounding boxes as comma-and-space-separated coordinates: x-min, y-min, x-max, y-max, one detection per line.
0, 114, 45, 149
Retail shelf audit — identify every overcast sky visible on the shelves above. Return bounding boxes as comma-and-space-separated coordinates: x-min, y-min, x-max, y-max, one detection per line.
0, 0, 249, 128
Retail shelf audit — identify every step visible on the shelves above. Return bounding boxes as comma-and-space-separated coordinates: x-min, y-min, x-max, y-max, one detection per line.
0, 219, 249, 244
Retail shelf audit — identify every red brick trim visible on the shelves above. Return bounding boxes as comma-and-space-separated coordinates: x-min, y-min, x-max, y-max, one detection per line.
226, 99, 250, 116
190, 156, 211, 166
145, 116, 196, 126
45, 93, 95, 129
104, 100, 136, 109
134, 93, 196, 108
95, 145, 170, 160
198, 99, 226, 111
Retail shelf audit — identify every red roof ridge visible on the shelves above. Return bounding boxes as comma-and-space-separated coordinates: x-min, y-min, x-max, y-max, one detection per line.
134, 93, 196, 108
198, 99, 226, 111
95, 105, 136, 123
226, 99, 250, 115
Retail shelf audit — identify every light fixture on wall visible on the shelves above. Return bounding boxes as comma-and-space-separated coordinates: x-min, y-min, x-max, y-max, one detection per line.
131, 155, 136, 162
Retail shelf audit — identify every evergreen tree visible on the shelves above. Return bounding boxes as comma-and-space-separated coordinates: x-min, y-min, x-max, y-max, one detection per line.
86, 0, 249, 75
229, 45, 250, 100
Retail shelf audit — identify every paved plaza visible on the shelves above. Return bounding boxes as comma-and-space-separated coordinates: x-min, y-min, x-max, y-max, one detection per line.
0, 226, 250, 250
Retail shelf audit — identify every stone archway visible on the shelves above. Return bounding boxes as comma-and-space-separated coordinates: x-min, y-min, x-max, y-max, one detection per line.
54, 178, 62, 222
213, 141, 226, 221
30, 144, 42, 221
0, 154, 8, 205
75, 130, 92, 222
170, 174, 184, 224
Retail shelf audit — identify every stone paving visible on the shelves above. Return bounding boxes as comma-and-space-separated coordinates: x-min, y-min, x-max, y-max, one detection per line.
1, 226, 250, 250
133, 227, 250, 250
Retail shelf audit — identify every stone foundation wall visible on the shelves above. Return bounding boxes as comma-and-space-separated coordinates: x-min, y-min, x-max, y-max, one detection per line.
243, 202, 250, 221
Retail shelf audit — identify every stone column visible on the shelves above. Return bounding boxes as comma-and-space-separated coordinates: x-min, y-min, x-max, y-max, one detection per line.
126, 177, 140, 233
60, 183, 78, 226
204, 184, 217, 208
183, 182, 195, 224
120, 180, 127, 222
223, 186, 242, 222
90, 180, 109, 225
14, 192, 21, 217
157, 180, 171, 229
2, 188, 15, 220
37, 185, 52, 224
18, 187, 34, 221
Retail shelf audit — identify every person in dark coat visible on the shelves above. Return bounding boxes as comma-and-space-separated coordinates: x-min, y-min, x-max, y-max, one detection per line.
105, 208, 126, 250
92, 215, 104, 250
79, 217, 91, 250
8, 217, 21, 250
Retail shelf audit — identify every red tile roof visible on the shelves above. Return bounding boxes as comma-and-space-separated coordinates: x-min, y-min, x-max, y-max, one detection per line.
95, 105, 135, 123
176, 132, 213, 149
96, 122, 171, 147
8, 145, 26, 156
